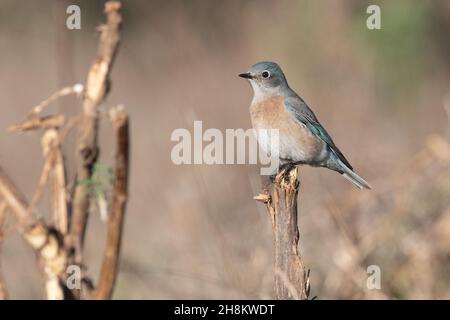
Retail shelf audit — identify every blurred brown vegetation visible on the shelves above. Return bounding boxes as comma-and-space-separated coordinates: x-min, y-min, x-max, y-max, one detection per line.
0, 0, 449, 299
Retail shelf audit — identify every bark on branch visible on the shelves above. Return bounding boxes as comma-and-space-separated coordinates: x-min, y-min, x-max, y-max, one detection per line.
93, 107, 129, 300
254, 167, 310, 300
70, 0, 122, 264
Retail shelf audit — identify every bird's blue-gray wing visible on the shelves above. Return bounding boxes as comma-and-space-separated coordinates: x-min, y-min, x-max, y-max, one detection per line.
284, 96, 353, 170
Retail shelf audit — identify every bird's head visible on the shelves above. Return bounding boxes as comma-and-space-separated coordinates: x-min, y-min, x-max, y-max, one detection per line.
239, 61, 288, 99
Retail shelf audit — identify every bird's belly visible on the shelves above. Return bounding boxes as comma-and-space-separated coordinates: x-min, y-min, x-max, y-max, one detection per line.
250, 98, 327, 164
280, 127, 324, 162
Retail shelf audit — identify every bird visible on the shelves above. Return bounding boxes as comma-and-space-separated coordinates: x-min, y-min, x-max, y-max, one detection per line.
239, 61, 371, 189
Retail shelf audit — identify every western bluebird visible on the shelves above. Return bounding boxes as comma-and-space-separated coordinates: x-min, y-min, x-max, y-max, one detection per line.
239, 61, 371, 189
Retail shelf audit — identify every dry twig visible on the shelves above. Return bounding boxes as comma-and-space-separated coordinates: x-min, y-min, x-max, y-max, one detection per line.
9, 115, 65, 133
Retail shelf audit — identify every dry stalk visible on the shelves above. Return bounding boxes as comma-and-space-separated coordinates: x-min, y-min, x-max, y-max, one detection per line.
9, 115, 65, 133
70, 0, 122, 265
42, 129, 69, 234
28, 84, 83, 117
92, 107, 129, 300
0, 0, 125, 301
0, 167, 68, 299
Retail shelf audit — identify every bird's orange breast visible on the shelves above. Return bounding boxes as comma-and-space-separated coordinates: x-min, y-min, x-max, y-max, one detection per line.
250, 96, 325, 161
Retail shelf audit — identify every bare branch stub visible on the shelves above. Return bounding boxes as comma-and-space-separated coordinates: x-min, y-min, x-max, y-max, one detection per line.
255, 167, 310, 300
93, 107, 129, 300
70, 0, 122, 265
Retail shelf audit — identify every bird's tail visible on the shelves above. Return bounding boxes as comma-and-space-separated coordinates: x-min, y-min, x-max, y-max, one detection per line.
337, 159, 372, 190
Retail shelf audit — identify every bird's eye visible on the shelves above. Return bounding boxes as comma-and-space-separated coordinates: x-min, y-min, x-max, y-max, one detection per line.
262, 71, 270, 78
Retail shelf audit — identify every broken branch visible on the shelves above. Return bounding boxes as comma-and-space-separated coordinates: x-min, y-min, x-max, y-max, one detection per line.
255, 168, 310, 300
93, 107, 129, 300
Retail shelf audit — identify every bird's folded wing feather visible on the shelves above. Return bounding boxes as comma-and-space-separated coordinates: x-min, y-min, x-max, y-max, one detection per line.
284, 96, 353, 170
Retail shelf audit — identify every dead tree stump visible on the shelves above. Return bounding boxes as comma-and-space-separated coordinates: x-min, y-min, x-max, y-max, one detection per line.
254, 167, 310, 300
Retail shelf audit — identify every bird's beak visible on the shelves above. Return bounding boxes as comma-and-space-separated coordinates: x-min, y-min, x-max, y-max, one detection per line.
238, 72, 254, 79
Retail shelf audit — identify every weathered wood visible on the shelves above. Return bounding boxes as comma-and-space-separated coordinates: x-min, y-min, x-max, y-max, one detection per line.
255, 167, 310, 300
70, 0, 122, 265
93, 107, 129, 300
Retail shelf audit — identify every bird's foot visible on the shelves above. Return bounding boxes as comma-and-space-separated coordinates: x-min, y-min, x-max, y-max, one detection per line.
276, 163, 296, 184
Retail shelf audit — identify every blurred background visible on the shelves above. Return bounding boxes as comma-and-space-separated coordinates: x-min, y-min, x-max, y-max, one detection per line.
0, 0, 449, 299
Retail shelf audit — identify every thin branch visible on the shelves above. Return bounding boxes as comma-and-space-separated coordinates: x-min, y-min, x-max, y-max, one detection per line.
59, 115, 83, 143
93, 107, 129, 300
70, 0, 122, 265
27, 149, 54, 217
28, 84, 83, 117
8, 83, 82, 134
9, 115, 65, 133
0, 167, 31, 227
